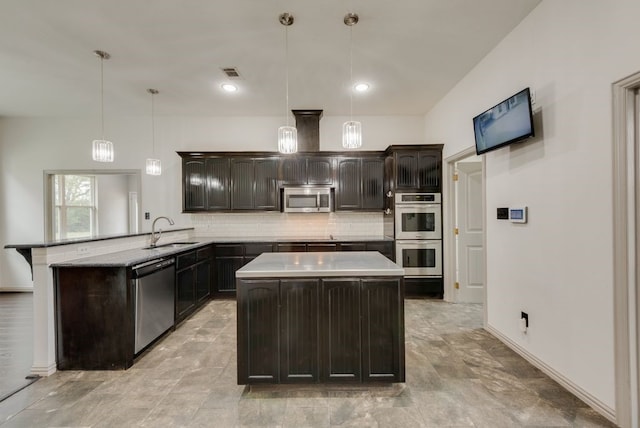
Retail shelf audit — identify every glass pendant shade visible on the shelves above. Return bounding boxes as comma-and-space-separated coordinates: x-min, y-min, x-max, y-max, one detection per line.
278, 126, 298, 154
146, 158, 162, 176
92, 50, 114, 162
92, 139, 114, 162
342, 120, 362, 149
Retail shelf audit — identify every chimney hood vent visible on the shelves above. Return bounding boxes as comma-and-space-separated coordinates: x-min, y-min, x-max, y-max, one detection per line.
292, 109, 323, 151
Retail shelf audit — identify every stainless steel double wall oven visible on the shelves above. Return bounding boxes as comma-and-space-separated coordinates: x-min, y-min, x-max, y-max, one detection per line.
394, 193, 442, 278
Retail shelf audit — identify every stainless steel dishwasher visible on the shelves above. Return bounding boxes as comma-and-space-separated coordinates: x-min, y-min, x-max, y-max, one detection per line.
132, 257, 175, 354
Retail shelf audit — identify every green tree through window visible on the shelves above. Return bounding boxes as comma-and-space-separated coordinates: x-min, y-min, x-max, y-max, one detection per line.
53, 175, 97, 239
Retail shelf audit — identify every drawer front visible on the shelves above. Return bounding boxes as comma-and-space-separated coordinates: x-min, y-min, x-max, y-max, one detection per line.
245, 243, 275, 256
176, 251, 197, 270
277, 243, 306, 252
197, 245, 214, 261
215, 244, 244, 257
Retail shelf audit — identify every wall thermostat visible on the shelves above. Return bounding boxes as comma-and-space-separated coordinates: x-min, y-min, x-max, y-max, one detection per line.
509, 207, 528, 223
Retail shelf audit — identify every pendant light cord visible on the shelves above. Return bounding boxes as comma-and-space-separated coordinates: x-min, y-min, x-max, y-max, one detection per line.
100, 56, 105, 140
285, 24, 290, 127
349, 24, 353, 122
151, 92, 156, 156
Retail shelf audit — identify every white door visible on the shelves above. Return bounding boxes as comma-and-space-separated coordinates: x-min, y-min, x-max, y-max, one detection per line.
455, 159, 484, 303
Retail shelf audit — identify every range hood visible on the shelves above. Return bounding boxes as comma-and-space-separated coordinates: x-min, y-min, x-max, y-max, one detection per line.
292, 110, 323, 151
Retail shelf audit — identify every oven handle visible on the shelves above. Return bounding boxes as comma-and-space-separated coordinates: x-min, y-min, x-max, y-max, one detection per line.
396, 203, 441, 209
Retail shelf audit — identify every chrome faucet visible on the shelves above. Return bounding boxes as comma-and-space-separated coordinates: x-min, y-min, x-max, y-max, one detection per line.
150, 216, 175, 247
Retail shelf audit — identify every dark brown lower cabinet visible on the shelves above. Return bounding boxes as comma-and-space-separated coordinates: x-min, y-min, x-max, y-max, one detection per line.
321, 279, 362, 382
176, 246, 213, 323
54, 266, 134, 370
280, 279, 319, 382
236, 280, 280, 383
237, 276, 404, 384
361, 279, 404, 381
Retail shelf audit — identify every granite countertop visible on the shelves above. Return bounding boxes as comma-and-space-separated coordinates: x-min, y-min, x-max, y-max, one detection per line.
50, 241, 210, 268
236, 251, 404, 278
4, 228, 195, 249
198, 235, 393, 243
48, 235, 394, 268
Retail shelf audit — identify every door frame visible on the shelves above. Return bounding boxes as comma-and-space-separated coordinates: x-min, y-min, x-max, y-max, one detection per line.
612, 71, 640, 428
443, 147, 487, 322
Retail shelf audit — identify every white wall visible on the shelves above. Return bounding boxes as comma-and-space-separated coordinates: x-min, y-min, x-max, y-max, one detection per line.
424, 0, 640, 415
96, 174, 129, 235
0, 114, 424, 289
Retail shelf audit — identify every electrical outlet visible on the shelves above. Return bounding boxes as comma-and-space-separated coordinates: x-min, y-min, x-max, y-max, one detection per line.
145, 212, 150, 220
77, 246, 90, 255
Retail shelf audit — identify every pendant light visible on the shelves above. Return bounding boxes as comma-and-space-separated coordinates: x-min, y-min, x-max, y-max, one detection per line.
342, 13, 362, 149
145, 89, 161, 176
278, 12, 297, 154
92, 50, 114, 162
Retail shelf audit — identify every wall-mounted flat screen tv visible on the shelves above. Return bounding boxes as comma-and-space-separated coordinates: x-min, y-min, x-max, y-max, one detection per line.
473, 87, 534, 155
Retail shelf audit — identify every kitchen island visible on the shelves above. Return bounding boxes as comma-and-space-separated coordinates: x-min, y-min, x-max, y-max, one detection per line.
236, 251, 405, 384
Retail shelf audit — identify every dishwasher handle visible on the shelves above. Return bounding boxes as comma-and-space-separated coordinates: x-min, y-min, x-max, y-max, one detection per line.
132, 258, 175, 279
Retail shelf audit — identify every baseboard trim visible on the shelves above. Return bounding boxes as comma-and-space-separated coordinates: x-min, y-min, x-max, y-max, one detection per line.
30, 362, 57, 377
0, 287, 33, 293
486, 325, 617, 425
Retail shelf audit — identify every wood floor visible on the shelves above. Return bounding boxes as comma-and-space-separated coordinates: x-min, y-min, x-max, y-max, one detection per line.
0, 292, 34, 402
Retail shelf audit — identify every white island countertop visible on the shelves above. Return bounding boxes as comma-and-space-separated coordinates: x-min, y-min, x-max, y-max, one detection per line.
236, 251, 404, 278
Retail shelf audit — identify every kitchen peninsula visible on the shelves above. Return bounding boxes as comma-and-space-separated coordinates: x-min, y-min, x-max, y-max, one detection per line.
236, 251, 405, 384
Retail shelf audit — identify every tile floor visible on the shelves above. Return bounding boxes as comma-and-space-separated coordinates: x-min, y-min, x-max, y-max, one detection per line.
0, 299, 616, 427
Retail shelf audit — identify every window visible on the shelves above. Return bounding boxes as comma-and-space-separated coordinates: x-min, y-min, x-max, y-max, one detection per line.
44, 170, 141, 241
52, 175, 97, 240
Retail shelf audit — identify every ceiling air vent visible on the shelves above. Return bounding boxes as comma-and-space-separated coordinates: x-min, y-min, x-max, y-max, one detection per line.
221, 67, 241, 79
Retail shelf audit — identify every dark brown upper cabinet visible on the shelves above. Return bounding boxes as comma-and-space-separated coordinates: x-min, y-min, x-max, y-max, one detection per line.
279, 155, 334, 186
336, 156, 384, 211
386, 145, 443, 193
231, 157, 279, 211
179, 146, 440, 212
182, 156, 230, 212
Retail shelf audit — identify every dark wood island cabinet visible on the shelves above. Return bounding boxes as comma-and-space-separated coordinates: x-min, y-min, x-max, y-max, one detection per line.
236, 251, 405, 385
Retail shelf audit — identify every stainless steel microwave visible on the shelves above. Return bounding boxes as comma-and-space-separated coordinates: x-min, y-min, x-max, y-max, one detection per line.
283, 187, 333, 213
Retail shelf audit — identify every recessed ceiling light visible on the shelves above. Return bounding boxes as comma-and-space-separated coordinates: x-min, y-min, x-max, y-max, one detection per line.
354, 83, 370, 92
221, 83, 238, 92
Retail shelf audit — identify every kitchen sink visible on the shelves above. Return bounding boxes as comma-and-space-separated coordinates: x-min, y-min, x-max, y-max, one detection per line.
143, 241, 199, 250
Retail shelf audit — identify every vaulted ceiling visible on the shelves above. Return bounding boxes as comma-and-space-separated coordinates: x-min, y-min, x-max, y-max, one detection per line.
0, 0, 540, 117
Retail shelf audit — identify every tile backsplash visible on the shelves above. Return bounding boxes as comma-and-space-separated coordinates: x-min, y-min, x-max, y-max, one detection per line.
190, 212, 384, 238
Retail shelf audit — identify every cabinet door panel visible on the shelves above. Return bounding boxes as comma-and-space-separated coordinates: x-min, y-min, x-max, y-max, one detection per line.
361, 279, 404, 382
231, 159, 254, 209
395, 152, 419, 190
176, 268, 195, 320
321, 279, 361, 382
361, 158, 384, 210
183, 159, 206, 211
215, 256, 244, 292
280, 157, 306, 185
307, 157, 333, 185
195, 261, 211, 303
237, 280, 280, 383
206, 158, 230, 210
280, 279, 320, 382
336, 158, 361, 210
418, 151, 441, 191
254, 159, 279, 210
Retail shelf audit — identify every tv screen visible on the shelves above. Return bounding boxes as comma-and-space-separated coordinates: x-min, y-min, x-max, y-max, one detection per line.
473, 87, 534, 155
